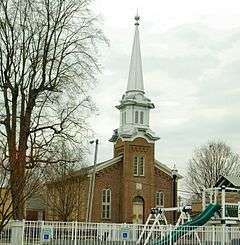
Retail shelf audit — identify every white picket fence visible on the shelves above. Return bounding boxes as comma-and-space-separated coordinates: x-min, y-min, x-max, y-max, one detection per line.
1, 220, 240, 244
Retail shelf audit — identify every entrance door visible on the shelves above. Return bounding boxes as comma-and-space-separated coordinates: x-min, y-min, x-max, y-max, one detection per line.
132, 196, 144, 224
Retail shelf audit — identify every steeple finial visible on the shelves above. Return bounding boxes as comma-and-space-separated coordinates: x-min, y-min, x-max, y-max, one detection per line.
126, 14, 144, 93
135, 10, 140, 25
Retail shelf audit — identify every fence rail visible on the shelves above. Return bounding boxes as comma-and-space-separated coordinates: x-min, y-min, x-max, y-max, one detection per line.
1, 220, 240, 244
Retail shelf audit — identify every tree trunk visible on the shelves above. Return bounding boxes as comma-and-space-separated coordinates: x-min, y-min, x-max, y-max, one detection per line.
10, 160, 25, 220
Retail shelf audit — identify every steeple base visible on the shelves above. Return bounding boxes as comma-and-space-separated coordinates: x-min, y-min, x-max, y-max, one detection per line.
109, 127, 160, 143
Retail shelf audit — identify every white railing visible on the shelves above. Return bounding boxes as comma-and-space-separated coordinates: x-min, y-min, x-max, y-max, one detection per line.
0, 222, 11, 244
0, 220, 240, 244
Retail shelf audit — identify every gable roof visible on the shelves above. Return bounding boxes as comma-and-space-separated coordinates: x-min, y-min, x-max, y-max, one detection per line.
85, 155, 182, 179
215, 175, 240, 188
87, 155, 123, 174
155, 159, 183, 179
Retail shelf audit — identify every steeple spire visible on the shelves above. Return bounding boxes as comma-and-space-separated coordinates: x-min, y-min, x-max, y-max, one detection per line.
109, 15, 160, 143
127, 14, 144, 93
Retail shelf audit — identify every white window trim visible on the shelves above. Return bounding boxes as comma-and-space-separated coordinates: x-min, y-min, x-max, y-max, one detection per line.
133, 156, 138, 176
133, 156, 145, 177
101, 188, 111, 219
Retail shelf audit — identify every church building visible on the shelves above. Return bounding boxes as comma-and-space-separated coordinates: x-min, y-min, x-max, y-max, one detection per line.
82, 15, 181, 224
45, 15, 181, 224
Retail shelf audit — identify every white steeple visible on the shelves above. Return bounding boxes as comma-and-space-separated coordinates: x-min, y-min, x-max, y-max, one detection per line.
127, 15, 144, 93
110, 15, 159, 143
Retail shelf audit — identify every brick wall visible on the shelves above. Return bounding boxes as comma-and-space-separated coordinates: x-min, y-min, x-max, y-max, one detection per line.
91, 162, 122, 223
111, 138, 173, 223
154, 167, 175, 223
120, 137, 155, 223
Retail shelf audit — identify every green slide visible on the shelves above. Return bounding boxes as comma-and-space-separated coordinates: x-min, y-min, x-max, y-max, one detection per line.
152, 204, 221, 245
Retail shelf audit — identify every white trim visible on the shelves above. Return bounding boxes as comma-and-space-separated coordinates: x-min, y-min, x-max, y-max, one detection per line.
120, 134, 156, 144
87, 155, 123, 176
133, 155, 145, 177
87, 154, 182, 180
155, 159, 182, 179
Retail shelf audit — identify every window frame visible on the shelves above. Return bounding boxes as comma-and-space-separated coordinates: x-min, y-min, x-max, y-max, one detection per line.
155, 191, 164, 207
135, 111, 139, 123
133, 156, 138, 176
133, 155, 145, 177
101, 188, 111, 219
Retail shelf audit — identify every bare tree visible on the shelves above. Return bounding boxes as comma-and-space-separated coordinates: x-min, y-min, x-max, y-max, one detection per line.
187, 140, 240, 197
43, 142, 87, 221
45, 165, 87, 221
0, 0, 105, 219
0, 148, 42, 231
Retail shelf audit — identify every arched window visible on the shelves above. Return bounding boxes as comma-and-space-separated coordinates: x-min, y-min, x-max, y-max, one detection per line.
133, 156, 144, 176
135, 111, 139, 123
140, 111, 144, 124
133, 196, 144, 204
156, 191, 164, 207
102, 188, 111, 219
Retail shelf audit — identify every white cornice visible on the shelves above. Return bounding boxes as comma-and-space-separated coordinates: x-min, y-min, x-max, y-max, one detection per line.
155, 159, 183, 179
87, 155, 123, 176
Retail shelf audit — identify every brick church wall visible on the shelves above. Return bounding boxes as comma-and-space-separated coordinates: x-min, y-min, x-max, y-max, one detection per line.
154, 167, 175, 223
91, 162, 122, 223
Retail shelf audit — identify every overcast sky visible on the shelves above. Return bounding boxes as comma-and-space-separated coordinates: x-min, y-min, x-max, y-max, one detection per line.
88, 0, 240, 177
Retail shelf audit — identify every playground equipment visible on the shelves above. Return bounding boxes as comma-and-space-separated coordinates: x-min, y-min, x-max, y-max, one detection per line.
137, 206, 192, 245
202, 186, 240, 223
151, 204, 221, 245
138, 186, 240, 245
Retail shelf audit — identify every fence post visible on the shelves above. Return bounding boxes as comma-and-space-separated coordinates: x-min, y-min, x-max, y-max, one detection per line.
169, 224, 172, 245
21, 220, 25, 245
71, 222, 74, 240
10, 220, 24, 245
212, 226, 215, 244
222, 225, 225, 245
74, 221, 77, 245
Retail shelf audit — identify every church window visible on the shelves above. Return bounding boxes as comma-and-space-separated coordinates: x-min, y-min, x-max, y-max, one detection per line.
135, 111, 139, 123
133, 156, 144, 176
156, 191, 164, 207
140, 111, 144, 124
133, 156, 138, 175
139, 156, 144, 175
102, 188, 111, 219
